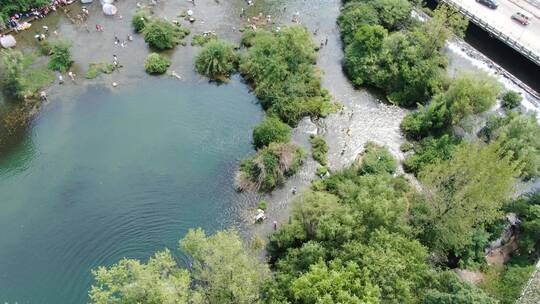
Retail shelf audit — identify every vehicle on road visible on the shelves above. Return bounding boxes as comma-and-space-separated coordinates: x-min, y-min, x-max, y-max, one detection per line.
476, 0, 499, 9
511, 11, 532, 25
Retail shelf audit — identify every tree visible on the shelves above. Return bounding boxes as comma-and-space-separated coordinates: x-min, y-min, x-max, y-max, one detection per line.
236, 142, 304, 192
48, 40, 72, 72
367, 0, 412, 30
143, 20, 189, 50
501, 90, 522, 109
180, 229, 269, 304
144, 53, 171, 74
358, 142, 397, 175
289, 260, 381, 304
1, 49, 25, 98
403, 135, 461, 175
195, 40, 238, 81
480, 112, 540, 179
89, 250, 197, 304
309, 135, 328, 166
412, 142, 519, 255
338, 229, 430, 304
252, 116, 291, 149
132, 9, 151, 33
337, 2, 380, 44
424, 271, 497, 304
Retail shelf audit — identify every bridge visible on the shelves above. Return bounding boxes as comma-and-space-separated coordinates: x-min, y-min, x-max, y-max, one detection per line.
441, 0, 540, 66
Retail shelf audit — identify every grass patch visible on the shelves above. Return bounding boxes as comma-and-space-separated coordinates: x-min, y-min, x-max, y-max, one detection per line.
85, 63, 115, 79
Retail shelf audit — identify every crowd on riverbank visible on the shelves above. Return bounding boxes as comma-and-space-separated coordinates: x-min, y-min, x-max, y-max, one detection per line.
0, 0, 73, 32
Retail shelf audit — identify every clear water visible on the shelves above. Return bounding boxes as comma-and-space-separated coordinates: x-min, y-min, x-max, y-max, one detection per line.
0, 77, 263, 303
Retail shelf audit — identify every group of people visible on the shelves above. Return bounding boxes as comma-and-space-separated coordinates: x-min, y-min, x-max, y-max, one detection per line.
3, 0, 72, 31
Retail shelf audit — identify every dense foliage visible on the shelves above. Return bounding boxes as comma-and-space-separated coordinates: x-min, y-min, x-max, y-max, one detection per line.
252, 116, 291, 149
480, 112, 540, 179
85, 63, 114, 79
236, 142, 304, 192
501, 90, 522, 110
195, 40, 238, 81
340, 4, 468, 106
144, 53, 171, 74
90, 229, 268, 304
1, 49, 54, 99
358, 141, 397, 175
412, 142, 519, 257
0, 0, 48, 21
309, 135, 328, 166
142, 19, 190, 50
403, 135, 461, 174
47, 40, 73, 72
507, 191, 540, 257
132, 9, 151, 33
240, 27, 335, 125
401, 72, 501, 139
265, 143, 498, 303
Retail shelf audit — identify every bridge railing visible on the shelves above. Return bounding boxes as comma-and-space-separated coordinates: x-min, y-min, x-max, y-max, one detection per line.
441, 0, 540, 65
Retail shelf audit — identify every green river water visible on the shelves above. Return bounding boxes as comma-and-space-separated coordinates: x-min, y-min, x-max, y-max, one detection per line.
0, 77, 263, 303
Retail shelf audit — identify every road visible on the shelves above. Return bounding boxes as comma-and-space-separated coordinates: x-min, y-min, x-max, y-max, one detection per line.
447, 0, 540, 64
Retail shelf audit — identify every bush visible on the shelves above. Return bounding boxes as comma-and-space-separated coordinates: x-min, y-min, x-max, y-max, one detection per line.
191, 33, 217, 46
481, 264, 535, 304
132, 9, 151, 33
309, 135, 328, 166
358, 142, 397, 175
195, 40, 238, 81
47, 40, 72, 72
85, 63, 115, 79
1, 50, 53, 99
143, 20, 189, 50
252, 116, 291, 149
403, 135, 460, 175
239, 27, 336, 125
144, 53, 171, 74
501, 90, 522, 110
236, 142, 304, 192
258, 200, 267, 210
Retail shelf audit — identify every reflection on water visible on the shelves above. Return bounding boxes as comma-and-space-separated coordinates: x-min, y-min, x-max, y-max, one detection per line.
0, 76, 263, 303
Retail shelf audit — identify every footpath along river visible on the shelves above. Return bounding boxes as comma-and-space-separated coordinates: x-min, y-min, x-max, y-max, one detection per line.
0, 0, 539, 303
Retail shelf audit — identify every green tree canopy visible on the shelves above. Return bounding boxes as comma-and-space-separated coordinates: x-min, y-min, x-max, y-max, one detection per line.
195, 40, 238, 81
89, 250, 196, 304
252, 116, 292, 149
180, 229, 269, 304
412, 142, 519, 256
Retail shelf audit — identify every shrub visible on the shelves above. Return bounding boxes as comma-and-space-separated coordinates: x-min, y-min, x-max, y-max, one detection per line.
132, 9, 151, 33
47, 40, 72, 72
142, 20, 189, 50
316, 166, 329, 177
195, 40, 238, 81
252, 116, 291, 149
403, 135, 460, 175
1, 49, 25, 98
236, 142, 305, 192
144, 53, 171, 74
501, 90, 522, 110
481, 264, 535, 304
309, 135, 328, 166
258, 200, 267, 210
239, 27, 336, 125
85, 63, 115, 79
191, 33, 217, 46
358, 142, 397, 175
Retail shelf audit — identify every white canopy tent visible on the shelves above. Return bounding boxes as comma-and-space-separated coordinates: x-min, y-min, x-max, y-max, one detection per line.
102, 3, 118, 15
0, 35, 16, 48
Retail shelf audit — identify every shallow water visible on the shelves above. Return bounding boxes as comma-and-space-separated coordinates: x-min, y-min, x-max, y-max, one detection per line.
0, 77, 263, 303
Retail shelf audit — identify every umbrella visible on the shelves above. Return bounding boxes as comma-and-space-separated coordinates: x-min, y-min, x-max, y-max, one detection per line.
102, 3, 118, 15
0, 35, 16, 48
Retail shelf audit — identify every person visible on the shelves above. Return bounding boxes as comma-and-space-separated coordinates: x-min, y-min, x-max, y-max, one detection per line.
291, 187, 297, 195
95, 24, 103, 31
112, 54, 119, 68
273, 221, 277, 230
58, 74, 64, 84
68, 71, 75, 81
127, 34, 133, 41
40, 91, 47, 101
114, 35, 120, 45
325, 37, 328, 45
